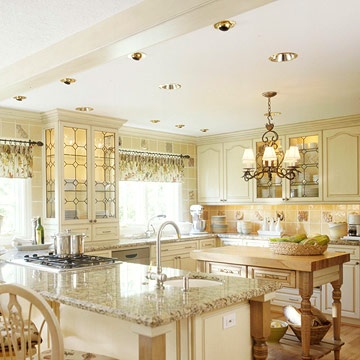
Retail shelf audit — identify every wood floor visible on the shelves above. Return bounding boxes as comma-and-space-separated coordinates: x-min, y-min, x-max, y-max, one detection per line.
321, 323, 360, 360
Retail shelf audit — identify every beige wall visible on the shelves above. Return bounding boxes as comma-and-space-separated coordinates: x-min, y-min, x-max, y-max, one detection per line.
0, 110, 43, 220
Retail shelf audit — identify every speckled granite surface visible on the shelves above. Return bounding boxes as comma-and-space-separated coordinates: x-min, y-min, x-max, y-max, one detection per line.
0, 260, 281, 328
84, 233, 217, 252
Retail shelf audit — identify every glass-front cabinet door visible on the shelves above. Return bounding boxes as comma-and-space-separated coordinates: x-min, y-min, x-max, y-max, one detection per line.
44, 119, 119, 242
63, 126, 89, 221
287, 134, 320, 200
255, 133, 320, 201
92, 129, 117, 220
255, 137, 286, 201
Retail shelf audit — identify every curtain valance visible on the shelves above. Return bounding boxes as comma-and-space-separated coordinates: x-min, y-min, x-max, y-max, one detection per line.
119, 150, 188, 182
0, 144, 33, 178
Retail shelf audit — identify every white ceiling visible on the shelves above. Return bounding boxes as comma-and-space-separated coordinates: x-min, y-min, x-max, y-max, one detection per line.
0, 0, 359, 137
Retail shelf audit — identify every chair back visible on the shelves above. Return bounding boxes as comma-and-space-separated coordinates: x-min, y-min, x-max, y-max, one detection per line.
0, 283, 64, 360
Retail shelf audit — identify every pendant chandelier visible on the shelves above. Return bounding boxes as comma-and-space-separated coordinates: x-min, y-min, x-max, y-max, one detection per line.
242, 91, 300, 182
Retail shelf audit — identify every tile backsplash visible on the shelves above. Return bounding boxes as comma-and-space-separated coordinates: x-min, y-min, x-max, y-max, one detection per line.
203, 204, 360, 237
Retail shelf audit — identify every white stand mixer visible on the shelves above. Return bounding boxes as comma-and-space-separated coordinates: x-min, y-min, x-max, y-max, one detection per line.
190, 205, 207, 233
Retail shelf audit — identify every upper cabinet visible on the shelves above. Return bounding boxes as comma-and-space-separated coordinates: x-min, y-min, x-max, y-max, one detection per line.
197, 130, 324, 204
198, 140, 252, 204
323, 126, 360, 201
42, 110, 125, 242
254, 132, 321, 202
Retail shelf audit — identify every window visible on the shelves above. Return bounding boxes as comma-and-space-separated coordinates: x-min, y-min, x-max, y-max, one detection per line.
119, 181, 181, 230
0, 178, 32, 244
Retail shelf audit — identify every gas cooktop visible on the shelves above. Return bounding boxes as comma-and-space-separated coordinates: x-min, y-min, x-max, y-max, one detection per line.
9, 253, 122, 272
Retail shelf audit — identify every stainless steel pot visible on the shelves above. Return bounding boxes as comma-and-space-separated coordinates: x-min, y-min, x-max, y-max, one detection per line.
52, 232, 86, 257
70, 233, 86, 256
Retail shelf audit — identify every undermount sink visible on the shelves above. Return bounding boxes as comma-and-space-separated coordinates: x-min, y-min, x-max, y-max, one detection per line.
164, 278, 223, 288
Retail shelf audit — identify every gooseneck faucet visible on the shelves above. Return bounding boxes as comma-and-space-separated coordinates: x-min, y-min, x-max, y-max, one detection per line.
145, 214, 166, 238
148, 220, 181, 289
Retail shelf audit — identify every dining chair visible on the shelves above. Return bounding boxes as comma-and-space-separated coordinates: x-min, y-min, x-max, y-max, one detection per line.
0, 283, 118, 359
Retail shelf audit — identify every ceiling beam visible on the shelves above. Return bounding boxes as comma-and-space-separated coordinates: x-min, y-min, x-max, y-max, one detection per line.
0, 0, 274, 100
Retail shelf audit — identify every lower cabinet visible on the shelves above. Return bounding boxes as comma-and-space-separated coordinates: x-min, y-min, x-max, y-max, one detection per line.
272, 287, 322, 309
192, 302, 252, 360
84, 250, 112, 257
322, 244, 360, 319
150, 237, 217, 272
206, 261, 321, 309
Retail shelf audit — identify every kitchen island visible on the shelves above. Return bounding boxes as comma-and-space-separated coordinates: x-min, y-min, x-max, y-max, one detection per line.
191, 245, 350, 360
0, 257, 280, 360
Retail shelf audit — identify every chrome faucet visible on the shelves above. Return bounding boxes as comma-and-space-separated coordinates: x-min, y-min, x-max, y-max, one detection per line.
148, 220, 181, 289
145, 214, 166, 238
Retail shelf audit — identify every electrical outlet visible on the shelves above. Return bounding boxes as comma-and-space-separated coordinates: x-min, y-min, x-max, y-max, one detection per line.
223, 312, 236, 329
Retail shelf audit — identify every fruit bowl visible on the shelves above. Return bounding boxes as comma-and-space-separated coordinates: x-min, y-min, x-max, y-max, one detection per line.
269, 242, 327, 256
268, 319, 288, 342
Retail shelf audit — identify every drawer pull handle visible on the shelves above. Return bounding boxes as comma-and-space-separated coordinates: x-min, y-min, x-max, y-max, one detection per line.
220, 269, 233, 274
102, 230, 111, 233
289, 298, 299, 302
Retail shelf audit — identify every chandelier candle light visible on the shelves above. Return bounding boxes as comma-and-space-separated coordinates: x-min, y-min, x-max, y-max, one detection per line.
242, 91, 301, 181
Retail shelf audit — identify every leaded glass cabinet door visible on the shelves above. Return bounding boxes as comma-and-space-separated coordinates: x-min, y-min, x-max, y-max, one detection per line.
287, 134, 320, 199
45, 128, 56, 219
255, 138, 285, 200
63, 126, 89, 221
93, 129, 117, 220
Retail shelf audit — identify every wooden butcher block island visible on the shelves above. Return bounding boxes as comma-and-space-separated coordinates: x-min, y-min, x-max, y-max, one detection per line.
191, 245, 350, 360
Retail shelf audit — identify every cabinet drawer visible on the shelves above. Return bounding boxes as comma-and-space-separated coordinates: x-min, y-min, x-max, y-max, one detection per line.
161, 241, 197, 255
85, 250, 112, 257
248, 266, 296, 288
272, 288, 321, 308
199, 239, 216, 249
94, 224, 119, 240
327, 245, 359, 260
207, 262, 247, 278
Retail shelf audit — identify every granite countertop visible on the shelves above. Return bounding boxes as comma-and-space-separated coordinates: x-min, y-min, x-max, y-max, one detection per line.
84, 233, 217, 252
0, 260, 281, 328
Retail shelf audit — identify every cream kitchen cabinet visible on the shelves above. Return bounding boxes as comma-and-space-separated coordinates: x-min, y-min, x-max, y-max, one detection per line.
323, 126, 360, 201
151, 240, 198, 271
254, 132, 321, 202
42, 110, 125, 243
322, 244, 360, 319
197, 141, 252, 204
150, 238, 216, 271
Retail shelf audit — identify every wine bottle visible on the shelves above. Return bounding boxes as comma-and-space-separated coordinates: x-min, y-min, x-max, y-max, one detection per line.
36, 217, 44, 244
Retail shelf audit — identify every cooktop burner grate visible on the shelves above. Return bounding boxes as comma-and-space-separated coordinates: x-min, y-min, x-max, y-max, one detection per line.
22, 253, 120, 270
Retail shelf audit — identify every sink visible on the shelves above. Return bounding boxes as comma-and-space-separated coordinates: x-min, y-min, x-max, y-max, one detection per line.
164, 278, 223, 288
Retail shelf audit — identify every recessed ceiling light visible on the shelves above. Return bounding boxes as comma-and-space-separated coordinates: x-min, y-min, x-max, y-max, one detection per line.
75, 107, 94, 112
128, 52, 146, 61
60, 77, 76, 85
159, 83, 181, 90
150, 119, 160, 123
13, 95, 27, 101
214, 20, 236, 32
175, 124, 185, 128
269, 52, 298, 62
200, 128, 209, 133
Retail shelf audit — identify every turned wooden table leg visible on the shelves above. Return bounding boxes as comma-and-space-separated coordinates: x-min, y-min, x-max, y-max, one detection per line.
331, 268, 343, 360
298, 272, 313, 360
250, 296, 272, 360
